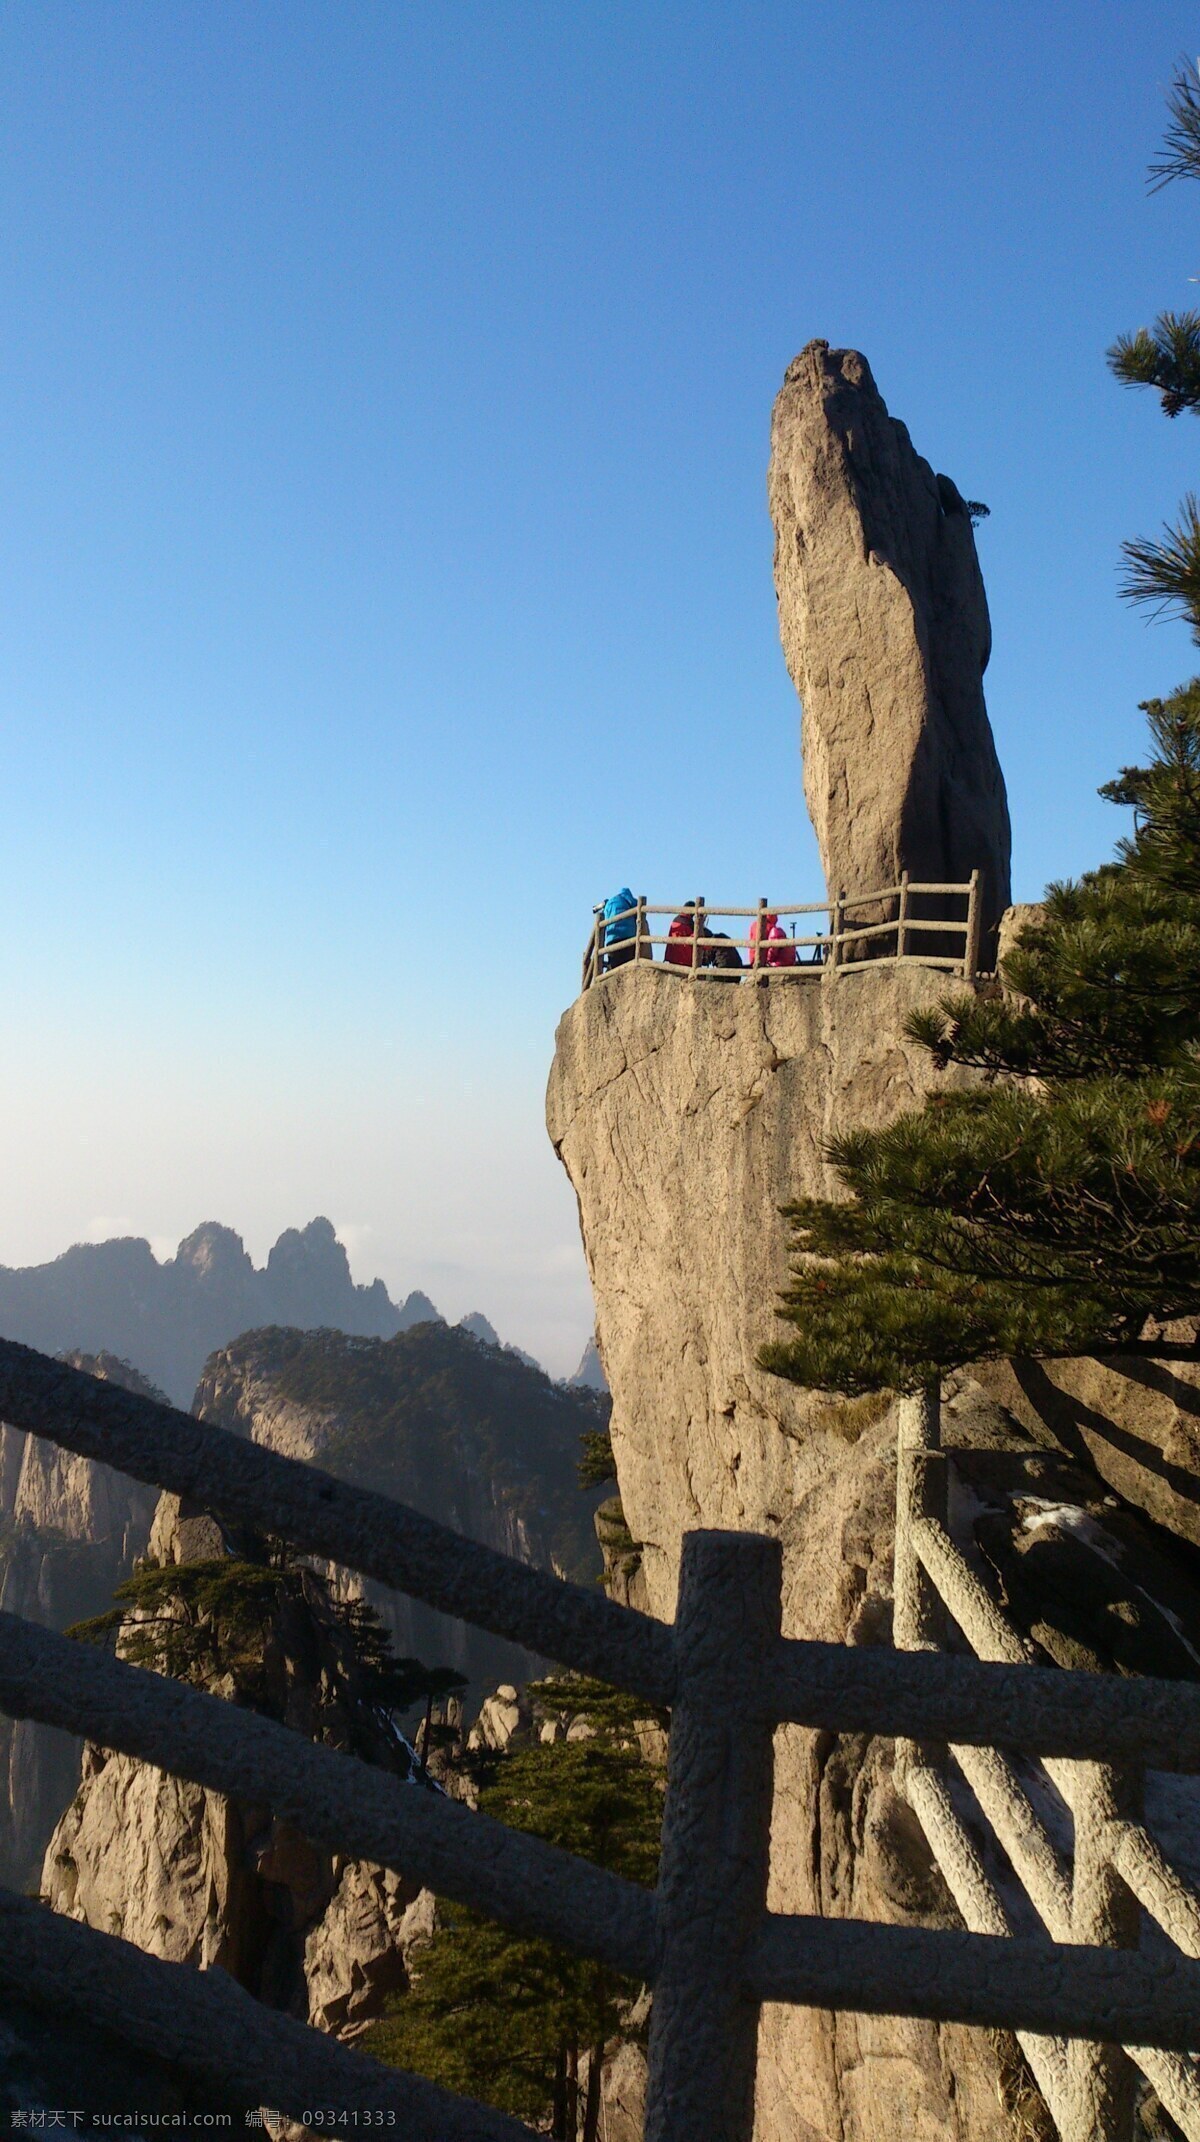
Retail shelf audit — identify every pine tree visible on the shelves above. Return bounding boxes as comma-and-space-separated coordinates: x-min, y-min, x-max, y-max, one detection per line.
760, 684, 1200, 1398
364, 1680, 663, 2142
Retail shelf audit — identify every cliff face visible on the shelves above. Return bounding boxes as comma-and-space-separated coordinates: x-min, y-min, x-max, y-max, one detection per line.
0, 1352, 159, 1886
547, 963, 966, 1613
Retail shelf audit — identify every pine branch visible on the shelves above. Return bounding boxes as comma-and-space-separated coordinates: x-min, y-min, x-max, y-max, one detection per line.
1149, 58, 1200, 191
1120, 496, 1200, 640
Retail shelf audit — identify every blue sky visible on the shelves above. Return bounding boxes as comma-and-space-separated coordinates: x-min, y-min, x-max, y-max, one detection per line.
1, 2, 1197, 1371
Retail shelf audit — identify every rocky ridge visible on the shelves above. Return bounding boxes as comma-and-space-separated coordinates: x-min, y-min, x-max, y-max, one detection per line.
0, 1218, 461, 1407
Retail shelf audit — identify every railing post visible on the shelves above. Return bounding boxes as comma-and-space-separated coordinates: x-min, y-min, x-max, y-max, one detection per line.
829, 887, 846, 974
691, 896, 705, 975
636, 893, 648, 963
644, 1530, 781, 2142
1064, 1762, 1142, 2142
894, 1385, 945, 1653
964, 868, 982, 980
896, 870, 909, 963
894, 1386, 947, 1801
753, 896, 767, 972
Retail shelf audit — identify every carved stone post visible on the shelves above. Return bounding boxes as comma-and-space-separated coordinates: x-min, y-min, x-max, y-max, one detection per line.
894, 1386, 946, 1809
644, 1530, 782, 2142
894, 1385, 945, 1653
1064, 1761, 1142, 2142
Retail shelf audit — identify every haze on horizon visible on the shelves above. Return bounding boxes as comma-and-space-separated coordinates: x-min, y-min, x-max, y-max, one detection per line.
2, 2, 1198, 1377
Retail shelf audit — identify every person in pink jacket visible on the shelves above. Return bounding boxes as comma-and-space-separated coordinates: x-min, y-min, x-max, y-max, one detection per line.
748, 910, 796, 968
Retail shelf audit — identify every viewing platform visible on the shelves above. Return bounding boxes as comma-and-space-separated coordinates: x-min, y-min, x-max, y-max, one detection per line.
582, 872, 985, 991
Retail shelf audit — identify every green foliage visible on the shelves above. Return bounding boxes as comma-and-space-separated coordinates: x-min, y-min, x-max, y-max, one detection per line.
1120, 495, 1200, 637
326, 1594, 466, 1717
65, 1556, 465, 1787
67, 1560, 286, 1682
367, 1908, 583, 2125
364, 1680, 663, 2138
1101, 680, 1200, 893
763, 682, 1200, 1397
521, 1673, 668, 1765
592, 1497, 643, 1589
1109, 315, 1200, 419
577, 1425, 615, 1490
1148, 56, 1200, 192
1108, 64, 1200, 626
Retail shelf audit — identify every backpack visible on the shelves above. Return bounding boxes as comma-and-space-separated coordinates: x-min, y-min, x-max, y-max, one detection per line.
602, 889, 637, 946
701, 932, 744, 970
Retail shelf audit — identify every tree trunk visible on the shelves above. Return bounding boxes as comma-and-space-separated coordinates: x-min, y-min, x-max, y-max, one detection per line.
582, 2042, 604, 2142
565, 2040, 579, 2141
552, 2043, 569, 2141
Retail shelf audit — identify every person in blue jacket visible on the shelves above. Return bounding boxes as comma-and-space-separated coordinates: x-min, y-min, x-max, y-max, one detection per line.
600, 888, 640, 971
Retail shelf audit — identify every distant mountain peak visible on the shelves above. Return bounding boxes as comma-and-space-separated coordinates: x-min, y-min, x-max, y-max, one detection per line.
396, 1290, 444, 1331
173, 1222, 253, 1281
569, 1335, 608, 1392
458, 1311, 501, 1347
267, 1216, 351, 1285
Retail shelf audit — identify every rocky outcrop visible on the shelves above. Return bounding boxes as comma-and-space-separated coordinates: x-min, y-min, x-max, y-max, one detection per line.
305, 1866, 437, 2038
41, 1506, 439, 2042
0, 1352, 159, 1886
768, 341, 1011, 947
545, 343, 1200, 2138
190, 1320, 608, 1700
458, 1310, 542, 1373
43, 1744, 436, 2042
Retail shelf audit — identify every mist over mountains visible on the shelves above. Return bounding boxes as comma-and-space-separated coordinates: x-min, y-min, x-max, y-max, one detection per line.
0, 1217, 548, 1407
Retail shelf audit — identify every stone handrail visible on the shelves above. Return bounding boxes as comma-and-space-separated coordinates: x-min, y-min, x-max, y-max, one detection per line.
894, 1388, 1200, 2141
582, 871, 983, 990
2, 1342, 1200, 2137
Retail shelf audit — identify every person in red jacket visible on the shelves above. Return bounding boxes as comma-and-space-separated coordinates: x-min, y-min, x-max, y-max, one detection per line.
748, 910, 796, 969
665, 902, 707, 967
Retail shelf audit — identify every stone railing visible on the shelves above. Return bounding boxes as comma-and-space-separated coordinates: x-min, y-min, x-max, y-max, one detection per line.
2, 1343, 1200, 2138
895, 1388, 1200, 2141
582, 873, 983, 991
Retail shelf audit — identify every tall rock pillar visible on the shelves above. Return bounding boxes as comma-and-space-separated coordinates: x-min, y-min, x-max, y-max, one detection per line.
769, 339, 1011, 946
